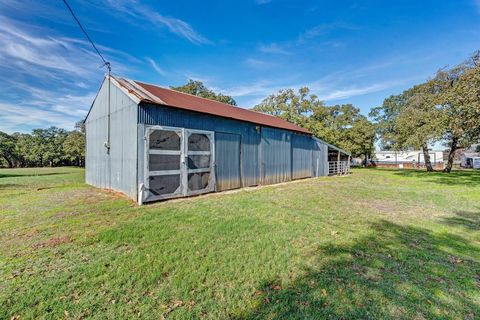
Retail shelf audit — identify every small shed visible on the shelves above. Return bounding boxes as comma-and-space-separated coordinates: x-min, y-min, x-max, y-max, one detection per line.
85, 76, 350, 204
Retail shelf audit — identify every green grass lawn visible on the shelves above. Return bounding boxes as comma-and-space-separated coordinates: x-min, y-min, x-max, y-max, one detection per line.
1, 167, 479, 319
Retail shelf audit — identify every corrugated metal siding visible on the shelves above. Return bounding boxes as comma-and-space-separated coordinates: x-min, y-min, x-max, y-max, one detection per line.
137, 103, 333, 198
85, 79, 138, 199
312, 139, 328, 177
86, 117, 109, 188
292, 134, 313, 179
215, 132, 242, 191
139, 103, 260, 187
260, 127, 292, 184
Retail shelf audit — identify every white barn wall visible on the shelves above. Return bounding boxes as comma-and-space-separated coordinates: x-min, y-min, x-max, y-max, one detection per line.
85, 78, 138, 199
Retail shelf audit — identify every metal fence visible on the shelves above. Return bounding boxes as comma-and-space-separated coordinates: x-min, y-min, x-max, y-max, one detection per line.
328, 161, 350, 175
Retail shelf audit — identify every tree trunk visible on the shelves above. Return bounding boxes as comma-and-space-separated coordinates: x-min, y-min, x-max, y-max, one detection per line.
421, 144, 434, 172
443, 137, 458, 173
2, 155, 13, 168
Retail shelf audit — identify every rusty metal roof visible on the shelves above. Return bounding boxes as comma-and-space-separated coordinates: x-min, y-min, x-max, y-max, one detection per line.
112, 76, 311, 134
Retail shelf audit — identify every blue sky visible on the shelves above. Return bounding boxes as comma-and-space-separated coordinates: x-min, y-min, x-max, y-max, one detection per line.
0, 0, 479, 133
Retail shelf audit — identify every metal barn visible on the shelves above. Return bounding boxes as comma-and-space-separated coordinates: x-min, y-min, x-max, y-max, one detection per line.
85, 76, 350, 204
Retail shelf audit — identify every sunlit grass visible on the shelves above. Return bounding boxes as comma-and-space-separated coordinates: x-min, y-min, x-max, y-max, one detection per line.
1, 167, 479, 319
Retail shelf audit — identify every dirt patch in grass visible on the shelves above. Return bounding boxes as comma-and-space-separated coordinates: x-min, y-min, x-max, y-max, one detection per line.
31, 235, 72, 250
357, 199, 448, 220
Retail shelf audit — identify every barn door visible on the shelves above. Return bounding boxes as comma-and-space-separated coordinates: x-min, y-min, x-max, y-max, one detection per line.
144, 127, 215, 201
145, 127, 184, 201
184, 129, 215, 196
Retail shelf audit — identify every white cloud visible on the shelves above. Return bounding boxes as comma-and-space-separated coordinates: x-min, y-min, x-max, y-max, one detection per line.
0, 15, 133, 132
0, 16, 135, 80
213, 81, 283, 98
0, 102, 89, 133
297, 22, 361, 44
0, 21, 95, 78
314, 82, 401, 101
0, 80, 95, 132
104, 0, 210, 45
258, 43, 290, 55
245, 58, 275, 69
146, 58, 168, 76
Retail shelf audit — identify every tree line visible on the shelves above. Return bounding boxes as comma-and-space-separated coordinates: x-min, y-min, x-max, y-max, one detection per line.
0, 122, 85, 168
1, 51, 478, 171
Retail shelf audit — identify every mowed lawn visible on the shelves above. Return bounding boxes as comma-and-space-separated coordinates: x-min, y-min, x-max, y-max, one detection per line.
0, 168, 479, 319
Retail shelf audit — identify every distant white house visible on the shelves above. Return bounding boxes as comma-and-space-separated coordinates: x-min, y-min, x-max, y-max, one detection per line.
373, 150, 444, 169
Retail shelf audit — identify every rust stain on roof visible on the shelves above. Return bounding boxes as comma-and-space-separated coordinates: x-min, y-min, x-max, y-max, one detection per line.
112, 76, 311, 134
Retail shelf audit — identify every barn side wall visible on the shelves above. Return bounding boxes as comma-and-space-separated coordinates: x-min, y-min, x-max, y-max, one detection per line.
292, 134, 314, 179
85, 79, 138, 199
312, 138, 329, 177
260, 127, 292, 184
138, 104, 328, 193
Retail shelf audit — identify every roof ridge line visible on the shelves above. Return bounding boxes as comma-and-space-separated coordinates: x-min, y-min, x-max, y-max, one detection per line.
134, 79, 247, 109
123, 78, 167, 104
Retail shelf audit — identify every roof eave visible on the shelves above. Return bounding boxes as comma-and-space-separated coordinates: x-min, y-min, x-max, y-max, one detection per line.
139, 101, 312, 135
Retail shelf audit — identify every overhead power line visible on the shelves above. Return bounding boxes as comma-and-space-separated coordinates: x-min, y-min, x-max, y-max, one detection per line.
61, 0, 111, 72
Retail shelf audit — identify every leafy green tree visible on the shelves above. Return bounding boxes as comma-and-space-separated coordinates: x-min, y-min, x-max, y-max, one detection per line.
346, 116, 376, 162
370, 89, 415, 150
310, 104, 375, 160
0, 131, 18, 168
253, 87, 321, 126
11, 133, 34, 167
63, 130, 85, 166
171, 80, 237, 106
394, 82, 445, 171
370, 82, 443, 171
435, 52, 480, 172
26, 127, 68, 167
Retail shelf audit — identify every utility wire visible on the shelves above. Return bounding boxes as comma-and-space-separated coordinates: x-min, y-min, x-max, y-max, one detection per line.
63, 0, 113, 189
61, 0, 111, 72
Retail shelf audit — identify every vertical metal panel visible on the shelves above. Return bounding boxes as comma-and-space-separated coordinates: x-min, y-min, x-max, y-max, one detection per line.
292, 134, 313, 179
215, 132, 242, 191
323, 142, 329, 176
260, 127, 292, 184
85, 79, 138, 200
312, 138, 328, 177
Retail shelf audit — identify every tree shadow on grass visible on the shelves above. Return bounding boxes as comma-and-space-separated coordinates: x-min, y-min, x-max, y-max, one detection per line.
0, 183, 23, 189
0, 172, 68, 179
440, 210, 480, 231
389, 169, 480, 187
237, 220, 479, 319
